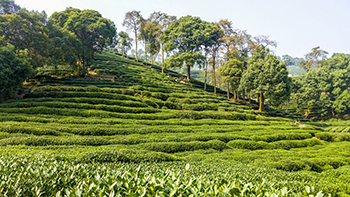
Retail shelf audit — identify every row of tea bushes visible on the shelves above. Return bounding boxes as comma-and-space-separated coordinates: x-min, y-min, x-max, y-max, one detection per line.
8, 97, 150, 108
0, 101, 159, 114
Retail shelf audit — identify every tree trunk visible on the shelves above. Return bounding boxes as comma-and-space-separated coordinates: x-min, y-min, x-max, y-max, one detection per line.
285, 100, 289, 113
187, 65, 190, 81
233, 90, 237, 101
218, 75, 221, 89
144, 42, 147, 61
227, 81, 230, 99
259, 92, 265, 111
204, 61, 208, 90
212, 55, 216, 94
135, 32, 138, 61
122, 47, 125, 55
161, 44, 164, 74
150, 53, 153, 64
242, 91, 245, 103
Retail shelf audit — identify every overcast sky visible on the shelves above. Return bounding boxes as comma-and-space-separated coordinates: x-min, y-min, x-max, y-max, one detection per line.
15, 0, 350, 58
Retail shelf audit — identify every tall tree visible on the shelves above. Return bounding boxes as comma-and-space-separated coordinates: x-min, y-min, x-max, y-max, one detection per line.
240, 45, 290, 111
138, 18, 149, 61
216, 19, 235, 55
301, 46, 328, 71
123, 10, 143, 61
117, 31, 133, 55
205, 22, 222, 93
161, 16, 214, 81
139, 20, 161, 63
144, 22, 161, 64
50, 8, 116, 75
219, 58, 244, 100
149, 12, 176, 73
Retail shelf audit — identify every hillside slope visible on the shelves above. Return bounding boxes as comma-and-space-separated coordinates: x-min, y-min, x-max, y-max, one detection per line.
1, 51, 350, 196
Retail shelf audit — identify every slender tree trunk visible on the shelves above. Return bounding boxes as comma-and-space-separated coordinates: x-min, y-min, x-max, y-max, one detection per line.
187, 65, 190, 81
233, 90, 237, 101
242, 91, 246, 104
135, 32, 138, 61
150, 53, 153, 64
144, 42, 147, 61
227, 81, 230, 99
285, 100, 289, 113
212, 54, 216, 94
218, 75, 221, 89
161, 44, 165, 74
204, 61, 208, 90
122, 46, 125, 55
259, 92, 265, 111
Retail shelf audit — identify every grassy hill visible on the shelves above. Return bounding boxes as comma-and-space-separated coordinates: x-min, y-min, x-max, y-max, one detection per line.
1, 51, 350, 196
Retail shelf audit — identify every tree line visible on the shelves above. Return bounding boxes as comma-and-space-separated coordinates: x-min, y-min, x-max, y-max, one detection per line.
0, 0, 349, 118
120, 10, 350, 117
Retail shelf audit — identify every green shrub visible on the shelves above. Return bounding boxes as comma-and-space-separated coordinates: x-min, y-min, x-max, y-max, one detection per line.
141, 140, 227, 153
227, 140, 272, 150
228, 139, 323, 150
251, 133, 313, 142
315, 132, 335, 142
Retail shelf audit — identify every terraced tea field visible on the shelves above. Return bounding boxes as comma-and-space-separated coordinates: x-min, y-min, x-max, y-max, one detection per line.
1, 51, 350, 196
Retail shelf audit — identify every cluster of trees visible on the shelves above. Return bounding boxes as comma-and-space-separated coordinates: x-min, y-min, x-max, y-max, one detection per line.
121, 11, 350, 117
291, 52, 350, 119
0, 0, 116, 101
120, 11, 288, 111
156, 14, 286, 111
121, 10, 175, 73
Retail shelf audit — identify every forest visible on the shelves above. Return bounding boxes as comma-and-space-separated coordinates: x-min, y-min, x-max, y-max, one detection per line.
1, 0, 350, 196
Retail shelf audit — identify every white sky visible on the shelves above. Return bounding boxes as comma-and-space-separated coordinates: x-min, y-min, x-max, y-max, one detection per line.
15, 0, 350, 58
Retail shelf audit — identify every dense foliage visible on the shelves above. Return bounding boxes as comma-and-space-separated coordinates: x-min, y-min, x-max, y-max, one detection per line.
0, 2, 115, 99
291, 53, 350, 119
0, 44, 32, 101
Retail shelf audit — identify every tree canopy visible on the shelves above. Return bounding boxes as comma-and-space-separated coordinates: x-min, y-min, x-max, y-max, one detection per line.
49, 8, 116, 75
0, 44, 32, 101
123, 10, 143, 61
294, 53, 350, 118
117, 31, 133, 55
240, 46, 290, 111
301, 46, 328, 71
161, 16, 217, 81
